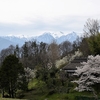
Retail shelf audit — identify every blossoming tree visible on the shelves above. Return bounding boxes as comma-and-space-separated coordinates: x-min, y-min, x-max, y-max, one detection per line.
73, 55, 100, 99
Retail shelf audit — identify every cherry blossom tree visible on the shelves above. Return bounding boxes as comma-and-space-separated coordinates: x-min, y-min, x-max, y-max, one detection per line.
55, 49, 82, 68
24, 67, 36, 83
73, 55, 100, 100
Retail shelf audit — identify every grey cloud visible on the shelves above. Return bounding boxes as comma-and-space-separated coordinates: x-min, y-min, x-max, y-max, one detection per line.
0, 15, 99, 36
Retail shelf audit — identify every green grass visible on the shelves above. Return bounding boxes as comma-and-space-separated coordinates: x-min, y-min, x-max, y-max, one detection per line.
21, 79, 95, 100
0, 98, 27, 100
49, 92, 93, 100
1, 79, 99, 100
28, 79, 38, 90
28, 79, 44, 90
21, 89, 94, 100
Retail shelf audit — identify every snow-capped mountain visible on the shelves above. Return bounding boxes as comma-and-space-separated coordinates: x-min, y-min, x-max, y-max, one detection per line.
31, 33, 55, 44
48, 31, 66, 38
0, 37, 16, 50
0, 32, 79, 51
56, 32, 78, 44
1, 35, 28, 46
30, 32, 78, 44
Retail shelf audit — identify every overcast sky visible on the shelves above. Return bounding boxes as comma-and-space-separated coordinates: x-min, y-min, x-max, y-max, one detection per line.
0, 0, 100, 36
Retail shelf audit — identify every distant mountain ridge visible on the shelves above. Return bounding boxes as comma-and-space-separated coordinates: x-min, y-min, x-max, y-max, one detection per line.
0, 32, 79, 51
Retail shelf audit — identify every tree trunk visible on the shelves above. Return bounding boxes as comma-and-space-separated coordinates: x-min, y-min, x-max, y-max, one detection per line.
2, 89, 4, 98
92, 89, 98, 100
11, 89, 14, 98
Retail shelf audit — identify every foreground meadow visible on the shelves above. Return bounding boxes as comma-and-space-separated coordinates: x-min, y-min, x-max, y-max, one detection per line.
0, 98, 27, 100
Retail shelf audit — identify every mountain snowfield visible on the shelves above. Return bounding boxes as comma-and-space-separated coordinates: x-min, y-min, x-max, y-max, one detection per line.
0, 32, 79, 50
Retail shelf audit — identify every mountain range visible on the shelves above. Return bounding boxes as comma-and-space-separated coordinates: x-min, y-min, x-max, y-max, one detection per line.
0, 32, 79, 51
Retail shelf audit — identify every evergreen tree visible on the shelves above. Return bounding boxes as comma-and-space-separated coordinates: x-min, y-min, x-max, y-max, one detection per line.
0, 55, 26, 98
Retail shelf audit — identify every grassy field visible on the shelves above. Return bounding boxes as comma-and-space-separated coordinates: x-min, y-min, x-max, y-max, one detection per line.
0, 91, 96, 100
20, 79, 95, 100
0, 98, 27, 100
0, 79, 99, 100
22, 90, 94, 100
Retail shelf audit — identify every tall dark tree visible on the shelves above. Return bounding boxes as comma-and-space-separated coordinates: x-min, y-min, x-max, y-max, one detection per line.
59, 40, 72, 57
0, 45, 15, 65
48, 41, 60, 66
14, 45, 20, 58
79, 37, 91, 56
88, 33, 100, 55
83, 19, 100, 55
0, 55, 25, 98
22, 42, 29, 58
84, 18, 100, 37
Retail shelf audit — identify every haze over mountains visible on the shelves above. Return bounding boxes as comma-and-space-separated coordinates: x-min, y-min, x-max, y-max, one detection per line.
0, 32, 79, 51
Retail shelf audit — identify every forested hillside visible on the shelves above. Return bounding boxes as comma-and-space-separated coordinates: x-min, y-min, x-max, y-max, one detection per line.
0, 19, 100, 100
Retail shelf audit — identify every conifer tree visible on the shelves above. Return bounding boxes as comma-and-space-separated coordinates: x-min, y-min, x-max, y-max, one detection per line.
0, 55, 26, 98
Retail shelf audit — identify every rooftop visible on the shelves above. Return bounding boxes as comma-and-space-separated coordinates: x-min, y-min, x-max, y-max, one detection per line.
62, 57, 87, 70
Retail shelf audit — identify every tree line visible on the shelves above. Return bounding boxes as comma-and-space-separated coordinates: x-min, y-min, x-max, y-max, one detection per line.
0, 39, 76, 98
0, 18, 100, 98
